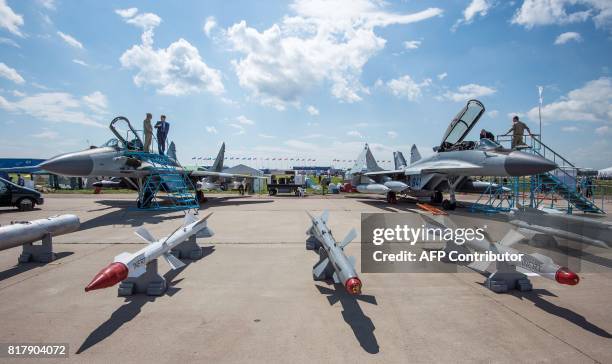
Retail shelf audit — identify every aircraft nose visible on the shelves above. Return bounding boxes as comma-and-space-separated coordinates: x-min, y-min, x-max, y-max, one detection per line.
504, 151, 557, 176
40, 154, 94, 176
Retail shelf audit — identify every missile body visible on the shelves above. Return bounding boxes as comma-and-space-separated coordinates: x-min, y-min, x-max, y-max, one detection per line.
306, 210, 362, 294
356, 183, 389, 194
384, 181, 408, 193
459, 230, 579, 285
85, 212, 213, 292
0, 215, 80, 251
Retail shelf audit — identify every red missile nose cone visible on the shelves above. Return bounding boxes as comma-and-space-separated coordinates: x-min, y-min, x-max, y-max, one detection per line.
85, 262, 129, 292
555, 267, 579, 286
345, 277, 362, 295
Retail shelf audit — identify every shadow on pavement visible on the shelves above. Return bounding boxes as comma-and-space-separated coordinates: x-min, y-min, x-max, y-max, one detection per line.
0, 252, 74, 281
316, 283, 379, 354
76, 246, 215, 354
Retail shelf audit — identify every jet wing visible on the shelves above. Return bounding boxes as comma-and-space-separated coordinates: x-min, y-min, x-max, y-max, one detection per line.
189, 170, 266, 179
403, 160, 483, 175
363, 169, 406, 177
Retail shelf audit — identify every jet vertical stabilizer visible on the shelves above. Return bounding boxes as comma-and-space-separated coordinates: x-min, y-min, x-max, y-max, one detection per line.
211, 142, 226, 172
410, 144, 421, 164
394, 151, 407, 169
168, 142, 177, 161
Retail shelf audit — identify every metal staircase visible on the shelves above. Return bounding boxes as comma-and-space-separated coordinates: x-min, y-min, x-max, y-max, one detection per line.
125, 151, 199, 211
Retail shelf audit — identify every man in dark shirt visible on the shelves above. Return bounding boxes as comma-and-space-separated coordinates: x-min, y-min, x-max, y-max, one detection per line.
154, 115, 170, 155
479, 129, 495, 141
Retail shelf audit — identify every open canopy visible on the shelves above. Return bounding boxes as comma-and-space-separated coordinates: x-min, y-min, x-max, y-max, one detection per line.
439, 100, 485, 151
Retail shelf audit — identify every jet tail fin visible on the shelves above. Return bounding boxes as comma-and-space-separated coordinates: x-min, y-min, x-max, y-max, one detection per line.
394, 151, 407, 169
211, 142, 226, 172
168, 141, 177, 161
410, 144, 421, 164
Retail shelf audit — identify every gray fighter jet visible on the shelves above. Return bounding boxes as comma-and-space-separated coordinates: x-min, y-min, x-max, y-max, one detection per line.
10, 116, 262, 207
349, 100, 556, 209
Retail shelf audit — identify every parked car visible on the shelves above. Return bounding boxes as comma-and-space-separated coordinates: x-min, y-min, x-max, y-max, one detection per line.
0, 177, 44, 211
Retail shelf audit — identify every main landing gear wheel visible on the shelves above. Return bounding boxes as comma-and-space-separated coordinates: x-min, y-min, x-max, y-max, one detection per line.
431, 191, 443, 204
386, 191, 397, 204
442, 199, 456, 210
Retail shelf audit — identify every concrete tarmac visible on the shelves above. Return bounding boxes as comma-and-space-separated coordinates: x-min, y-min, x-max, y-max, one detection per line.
0, 194, 610, 363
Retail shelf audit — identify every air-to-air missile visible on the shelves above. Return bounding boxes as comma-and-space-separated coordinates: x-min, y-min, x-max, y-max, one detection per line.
306, 210, 362, 295
356, 183, 389, 194
0, 215, 80, 262
85, 211, 213, 292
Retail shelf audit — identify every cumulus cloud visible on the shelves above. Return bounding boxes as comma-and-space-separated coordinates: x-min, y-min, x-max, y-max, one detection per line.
0, 62, 24, 84
387, 75, 432, 101
117, 9, 224, 96
236, 115, 254, 125
57, 31, 84, 49
437, 72, 447, 80
526, 77, 612, 123
229, 123, 245, 135
453, 0, 493, 30
554, 31, 582, 44
307, 105, 319, 115
81, 91, 108, 114
0, 91, 108, 127
403, 40, 421, 49
225, 0, 443, 108
205, 126, 218, 134
512, 0, 612, 30
387, 131, 398, 139
203, 16, 217, 37
0, 0, 24, 37
442, 83, 496, 102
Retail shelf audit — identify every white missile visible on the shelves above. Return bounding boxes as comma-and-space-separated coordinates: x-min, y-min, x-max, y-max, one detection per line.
384, 181, 408, 193
85, 211, 213, 292
0, 215, 80, 251
356, 183, 390, 194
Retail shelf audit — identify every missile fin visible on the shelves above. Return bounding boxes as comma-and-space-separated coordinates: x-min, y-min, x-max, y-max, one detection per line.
321, 210, 329, 223
332, 272, 340, 284
163, 252, 186, 270
500, 229, 526, 247
183, 211, 198, 227
339, 228, 357, 248
348, 255, 356, 269
134, 226, 157, 244
313, 257, 331, 280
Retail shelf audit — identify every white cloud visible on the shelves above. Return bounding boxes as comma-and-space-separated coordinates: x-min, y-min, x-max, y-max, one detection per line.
229, 123, 245, 134
0, 91, 107, 127
0, 0, 24, 37
595, 125, 609, 135
72, 59, 88, 66
205, 126, 218, 134
554, 31, 583, 44
442, 83, 496, 102
258, 133, 275, 139
38, 0, 55, 10
225, 0, 443, 108
387, 131, 398, 139
488, 109, 499, 118
115, 8, 138, 19
403, 40, 421, 49
561, 126, 580, 132
0, 62, 24, 84
453, 0, 492, 30
57, 31, 84, 49
81, 91, 108, 114
0, 36, 19, 47
347, 130, 363, 138
118, 9, 224, 96
387, 75, 432, 101
307, 105, 319, 116
12, 90, 25, 97
284, 139, 317, 150
437, 72, 447, 80
236, 115, 255, 125
512, 0, 612, 30
32, 129, 59, 139
203, 16, 217, 37
526, 77, 612, 123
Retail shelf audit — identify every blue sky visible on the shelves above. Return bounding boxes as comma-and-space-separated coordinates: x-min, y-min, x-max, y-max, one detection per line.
0, 0, 611, 169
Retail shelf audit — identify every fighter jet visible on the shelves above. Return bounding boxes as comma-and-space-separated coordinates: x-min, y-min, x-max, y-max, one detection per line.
349, 100, 556, 209
11, 116, 263, 207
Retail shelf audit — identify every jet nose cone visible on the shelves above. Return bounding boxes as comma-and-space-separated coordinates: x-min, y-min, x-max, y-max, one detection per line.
504, 152, 557, 176
40, 154, 94, 177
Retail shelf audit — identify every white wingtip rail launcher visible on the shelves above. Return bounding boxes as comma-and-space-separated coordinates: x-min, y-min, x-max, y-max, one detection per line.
85, 211, 213, 293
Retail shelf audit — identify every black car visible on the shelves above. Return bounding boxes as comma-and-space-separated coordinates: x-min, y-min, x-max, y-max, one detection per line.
0, 177, 44, 211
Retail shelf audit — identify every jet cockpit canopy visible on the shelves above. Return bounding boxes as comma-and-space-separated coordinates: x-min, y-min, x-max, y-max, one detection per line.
109, 116, 144, 151
438, 99, 485, 152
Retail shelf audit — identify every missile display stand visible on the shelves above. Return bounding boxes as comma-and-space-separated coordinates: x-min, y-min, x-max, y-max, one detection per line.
484, 261, 533, 293
18, 233, 55, 264
170, 235, 203, 260
118, 260, 167, 297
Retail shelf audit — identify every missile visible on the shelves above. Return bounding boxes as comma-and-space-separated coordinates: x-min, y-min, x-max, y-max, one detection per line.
356, 183, 390, 194
306, 210, 362, 295
85, 211, 213, 292
384, 181, 408, 193
0, 215, 80, 252
511, 220, 609, 249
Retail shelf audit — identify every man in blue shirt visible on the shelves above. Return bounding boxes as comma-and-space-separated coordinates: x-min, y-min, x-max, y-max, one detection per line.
154, 115, 170, 155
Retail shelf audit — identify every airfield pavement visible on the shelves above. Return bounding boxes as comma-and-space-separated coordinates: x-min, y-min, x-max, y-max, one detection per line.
0, 193, 611, 363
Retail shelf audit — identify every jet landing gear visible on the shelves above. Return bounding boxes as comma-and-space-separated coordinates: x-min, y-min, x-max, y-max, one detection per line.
442, 199, 456, 210
431, 191, 443, 204
386, 191, 398, 204
441, 177, 463, 210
